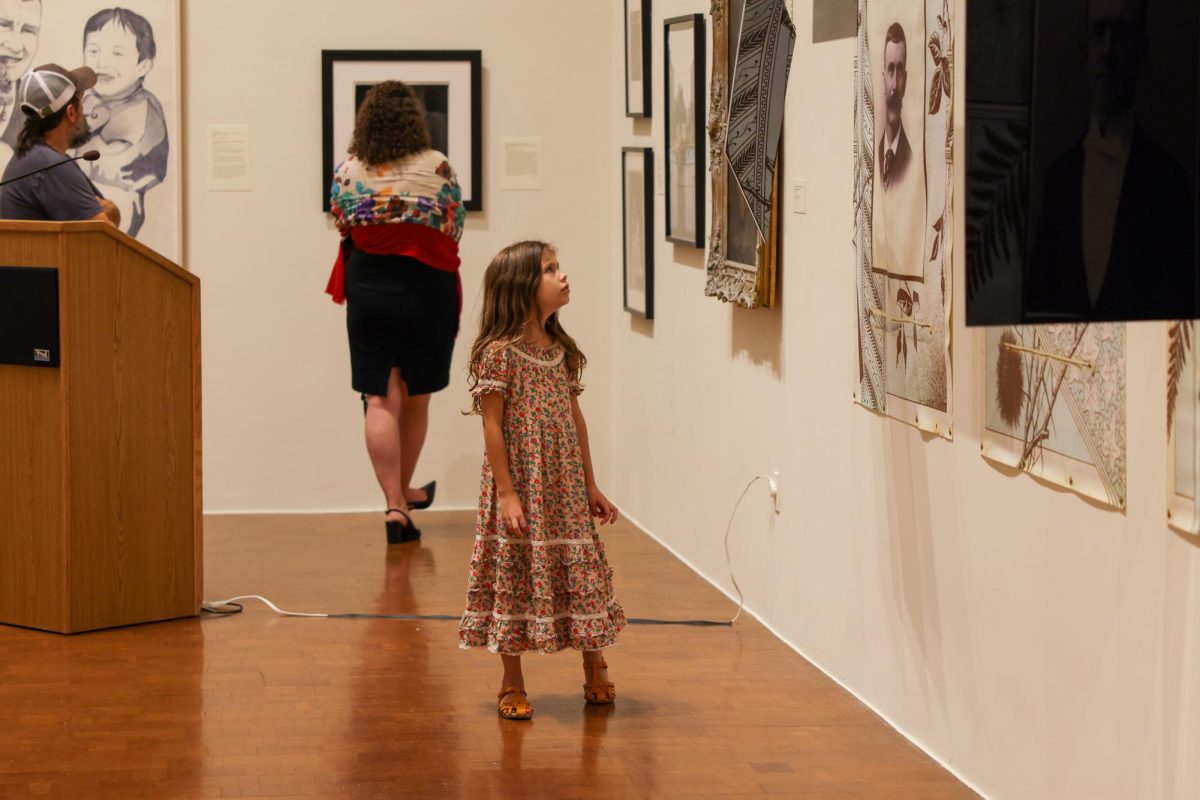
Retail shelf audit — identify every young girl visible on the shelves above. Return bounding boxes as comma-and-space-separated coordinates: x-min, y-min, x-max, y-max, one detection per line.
460, 240, 626, 720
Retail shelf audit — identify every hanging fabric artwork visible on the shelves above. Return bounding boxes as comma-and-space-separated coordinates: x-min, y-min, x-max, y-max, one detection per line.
706, 0, 795, 309
853, 0, 954, 438
1168, 321, 1200, 533
726, 0, 796, 243
982, 324, 1127, 509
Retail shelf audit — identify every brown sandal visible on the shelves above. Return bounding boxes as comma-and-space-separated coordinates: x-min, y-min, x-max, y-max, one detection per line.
497, 686, 533, 720
582, 659, 615, 704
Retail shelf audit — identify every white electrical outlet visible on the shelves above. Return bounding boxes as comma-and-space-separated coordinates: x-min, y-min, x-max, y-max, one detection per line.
793, 180, 807, 214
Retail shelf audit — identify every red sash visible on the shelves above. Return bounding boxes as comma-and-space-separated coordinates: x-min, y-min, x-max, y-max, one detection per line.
326, 224, 461, 317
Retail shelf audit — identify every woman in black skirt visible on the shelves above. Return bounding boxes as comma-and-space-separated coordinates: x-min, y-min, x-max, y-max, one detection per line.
326, 81, 466, 543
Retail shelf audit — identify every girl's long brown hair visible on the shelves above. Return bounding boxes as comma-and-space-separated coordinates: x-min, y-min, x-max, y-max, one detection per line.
467, 241, 586, 414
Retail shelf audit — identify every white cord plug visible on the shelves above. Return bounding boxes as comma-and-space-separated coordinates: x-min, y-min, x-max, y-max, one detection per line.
723, 473, 783, 624
765, 471, 781, 514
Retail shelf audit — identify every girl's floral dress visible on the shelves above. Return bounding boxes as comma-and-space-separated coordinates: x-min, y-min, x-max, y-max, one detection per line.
459, 339, 627, 655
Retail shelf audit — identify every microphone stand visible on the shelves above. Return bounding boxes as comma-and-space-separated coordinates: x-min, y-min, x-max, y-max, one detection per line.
0, 150, 101, 188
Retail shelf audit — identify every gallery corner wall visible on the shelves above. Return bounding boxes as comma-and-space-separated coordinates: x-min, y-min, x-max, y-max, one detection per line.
610, 1, 1200, 799
184, 0, 615, 513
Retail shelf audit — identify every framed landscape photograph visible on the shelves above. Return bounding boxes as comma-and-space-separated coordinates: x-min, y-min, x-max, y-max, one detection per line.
622, 147, 654, 319
625, 0, 652, 117
664, 13, 706, 247
321, 50, 482, 211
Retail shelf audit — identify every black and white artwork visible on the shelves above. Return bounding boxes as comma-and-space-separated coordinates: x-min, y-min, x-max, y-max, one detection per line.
664, 13, 705, 248
854, 0, 955, 435
722, 0, 763, 269
869, 2, 927, 281
967, 0, 1200, 324
353, 83, 448, 156
0, 0, 181, 260
813, 0, 857, 43
622, 147, 654, 319
322, 50, 482, 212
625, 0, 651, 117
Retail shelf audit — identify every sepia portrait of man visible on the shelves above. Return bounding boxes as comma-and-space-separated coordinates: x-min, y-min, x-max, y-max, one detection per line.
871, 8, 927, 282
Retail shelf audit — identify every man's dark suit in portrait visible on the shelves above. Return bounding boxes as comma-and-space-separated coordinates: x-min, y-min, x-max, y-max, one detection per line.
872, 21, 925, 279
1026, 0, 1197, 321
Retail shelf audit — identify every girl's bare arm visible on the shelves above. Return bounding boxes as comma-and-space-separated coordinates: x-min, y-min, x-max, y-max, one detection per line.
481, 393, 528, 533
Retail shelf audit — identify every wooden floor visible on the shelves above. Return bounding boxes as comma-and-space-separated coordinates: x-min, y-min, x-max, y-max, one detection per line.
0, 511, 978, 799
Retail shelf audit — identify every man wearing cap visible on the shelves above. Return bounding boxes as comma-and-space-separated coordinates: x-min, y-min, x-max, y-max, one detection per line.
0, 63, 119, 225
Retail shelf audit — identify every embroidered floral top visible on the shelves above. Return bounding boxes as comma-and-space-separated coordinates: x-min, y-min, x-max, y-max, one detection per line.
324, 149, 466, 306
330, 149, 465, 243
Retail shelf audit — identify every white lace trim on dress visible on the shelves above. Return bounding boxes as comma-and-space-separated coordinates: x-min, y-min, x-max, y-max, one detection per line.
462, 600, 623, 623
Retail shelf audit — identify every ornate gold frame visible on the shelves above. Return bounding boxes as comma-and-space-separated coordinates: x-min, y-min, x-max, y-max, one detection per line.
705, 0, 780, 310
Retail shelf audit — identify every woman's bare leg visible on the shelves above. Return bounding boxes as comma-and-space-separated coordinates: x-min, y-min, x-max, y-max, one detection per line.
364, 368, 408, 521
398, 384, 431, 505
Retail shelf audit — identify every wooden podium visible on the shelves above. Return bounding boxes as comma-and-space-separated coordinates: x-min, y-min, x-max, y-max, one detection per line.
0, 221, 201, 633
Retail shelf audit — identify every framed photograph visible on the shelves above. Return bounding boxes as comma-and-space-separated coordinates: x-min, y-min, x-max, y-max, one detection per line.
664, 14, 706, 247
965, 0, 1200, 324
868, 1, 927, 282
625, 0, 652, 117
622, 147, 654, 319
0, 1, 183, 262
321, 50, 482, 211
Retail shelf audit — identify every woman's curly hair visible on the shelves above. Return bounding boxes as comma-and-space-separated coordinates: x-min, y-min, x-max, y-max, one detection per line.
348, 81, 431, 166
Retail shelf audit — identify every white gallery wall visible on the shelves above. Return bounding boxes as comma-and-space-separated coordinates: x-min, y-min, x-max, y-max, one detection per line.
610, 1, 1200, 799
185, 1, 614, 513
182, 0, 1200, 797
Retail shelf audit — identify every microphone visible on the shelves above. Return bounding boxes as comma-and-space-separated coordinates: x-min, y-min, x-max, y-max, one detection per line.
0, 150, 101, 188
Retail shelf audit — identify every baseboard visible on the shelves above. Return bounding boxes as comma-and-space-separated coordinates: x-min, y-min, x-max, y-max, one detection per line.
203, 505, 478, 516
618, 508, 994, 800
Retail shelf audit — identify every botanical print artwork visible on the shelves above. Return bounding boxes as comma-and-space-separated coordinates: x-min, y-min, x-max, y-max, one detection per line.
983, 323, 1127, 509
854, 0, 953, 438
1168, 321, 1200, 534
0, 2, 180, 261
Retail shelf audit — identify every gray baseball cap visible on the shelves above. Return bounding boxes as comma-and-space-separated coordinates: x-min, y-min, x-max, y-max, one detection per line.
18, 64, 97, 119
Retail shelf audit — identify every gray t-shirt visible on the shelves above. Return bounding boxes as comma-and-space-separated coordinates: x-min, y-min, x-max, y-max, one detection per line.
0, 143, 104, 221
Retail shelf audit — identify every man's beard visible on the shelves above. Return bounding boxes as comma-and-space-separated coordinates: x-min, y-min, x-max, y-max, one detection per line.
68, 118, 91, 150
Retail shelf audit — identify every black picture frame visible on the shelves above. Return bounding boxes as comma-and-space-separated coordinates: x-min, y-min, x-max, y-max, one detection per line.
625, 0, 653, 117
664, 14, 706, 247
321, 49, 483, 212
622, 147, 655, 319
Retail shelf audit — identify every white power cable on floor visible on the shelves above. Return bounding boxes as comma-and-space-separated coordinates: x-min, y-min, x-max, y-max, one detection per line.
202, 595, 329, 618
203, 475, 780, 627
724, 474, 780, 625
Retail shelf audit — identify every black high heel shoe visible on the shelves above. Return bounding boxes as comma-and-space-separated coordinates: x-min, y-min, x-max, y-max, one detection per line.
385, 508, 421, 544
407, 480, 437, 511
